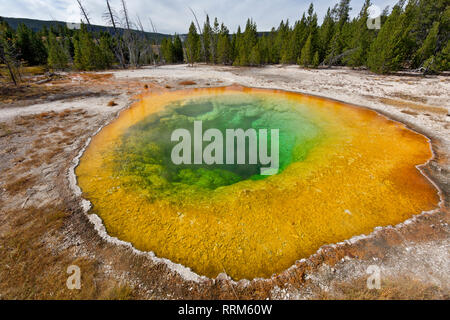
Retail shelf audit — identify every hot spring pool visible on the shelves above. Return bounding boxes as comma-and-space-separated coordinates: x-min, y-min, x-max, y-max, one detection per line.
76, 86, 440, 280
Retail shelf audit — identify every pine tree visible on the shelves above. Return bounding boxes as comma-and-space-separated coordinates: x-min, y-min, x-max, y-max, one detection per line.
313, 51, 320, 68
344, 0, 375, 67
16, 24, 32, 64
236, 43, 247, 66
290, 14, 308, 64
326, 0, 351, 65
434, 40, 449, 72
336, 0, 352, 29
74, 27, 89, 70
41, 25, 49, 38
232, 26, 242, 65
318, 8, 335, 63
266, 28, 278, 63
411, 0, 449, 72
276, 20, 290, 64
236, 19, 258, 66
217, 24, 231, 64
411, 0, 447, 59
73, 24, 114, 70
33, 33, 48, 65
173, 35, 184, 63
258, 35, 270, 64
161, 38, 174, 63
367, 3, 416, 73
47, 32, 69, 70
249, 44, 261, 66
202, 15, 212, 63
98, 33, 115, 68
299, 33, 313, 66
415, 21, 439, 66
26, 26, 47, 65
186, 22, 200, 65
306, 4, 319, 62
16, 23, 48, 66
210, 18, 220, 64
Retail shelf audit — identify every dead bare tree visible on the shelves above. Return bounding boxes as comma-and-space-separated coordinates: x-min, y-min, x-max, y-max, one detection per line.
120, 0, 140, 67
77, 0, 92, 28
189, 7, 207, 63
325, 48, 358, 68
120, 0, 131, 30
0, 45, 16, 85
149, 18, 161, 66
0, 32, 21, 85
135, 15, 154, 66
104, 0, 126, 68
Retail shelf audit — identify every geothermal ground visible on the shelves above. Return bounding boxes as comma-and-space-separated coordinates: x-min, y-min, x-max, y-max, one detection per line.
0, 65, 449, 299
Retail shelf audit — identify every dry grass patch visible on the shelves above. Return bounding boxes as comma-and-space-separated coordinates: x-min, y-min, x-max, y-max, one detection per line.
14, 118, 31, 126
5, 146, 17, 153
319, 276, 448, 300
12, 156, 26, 164
103, 285, 136, 300
21, 158, 42, 170
57, 109, 73, 118
57, 137, 74, 146
0, 84, 58, 104
0, 125, 20, 138
32, 138, 52, 149
401, 110, 419, 116
79, 73, 114, 82
391, 92, 427, 104
23, 66, 47, 76
0, 205, 137, 299
25, 148, 35, 156
379, 97, 447, 115
42, 148, 63, 164
62, 130, 77, 138
48, 126, 64, 134
71, 109, 88, 116
36, 111, 58, 121
57, 108, 87, 119
3, 174, 37, 194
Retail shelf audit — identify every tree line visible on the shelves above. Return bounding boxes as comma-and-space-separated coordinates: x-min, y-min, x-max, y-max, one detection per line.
184, 0, 448, 73
0, 0, 448, 86
0, 0, 181, 84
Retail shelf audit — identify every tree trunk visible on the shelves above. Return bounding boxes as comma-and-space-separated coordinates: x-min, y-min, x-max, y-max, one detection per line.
5, 61, 17, 86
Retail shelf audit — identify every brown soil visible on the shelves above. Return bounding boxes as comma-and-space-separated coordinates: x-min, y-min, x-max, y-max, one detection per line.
178, 80, 197, 86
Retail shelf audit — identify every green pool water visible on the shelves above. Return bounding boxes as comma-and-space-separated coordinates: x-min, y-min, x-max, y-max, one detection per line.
113, 94, 323, 196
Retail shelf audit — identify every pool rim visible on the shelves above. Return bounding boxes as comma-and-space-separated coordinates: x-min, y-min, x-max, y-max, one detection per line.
67, 85, 445, 284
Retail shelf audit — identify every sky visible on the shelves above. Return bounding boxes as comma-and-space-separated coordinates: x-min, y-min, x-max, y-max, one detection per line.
0, 0, 399, 34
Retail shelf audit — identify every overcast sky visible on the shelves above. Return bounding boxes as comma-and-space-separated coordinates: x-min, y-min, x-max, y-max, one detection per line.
1, 0, 399, 34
